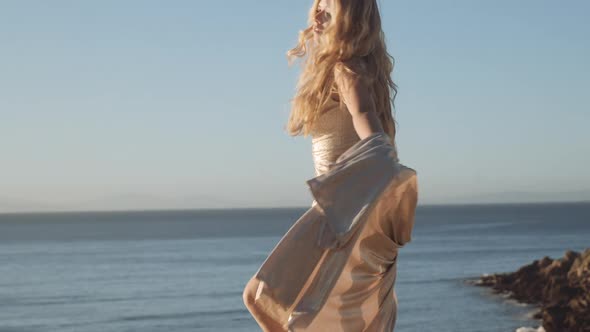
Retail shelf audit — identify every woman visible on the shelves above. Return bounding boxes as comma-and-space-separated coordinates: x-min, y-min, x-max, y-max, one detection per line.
286, 0, 399, 175
243, 0, 418, 331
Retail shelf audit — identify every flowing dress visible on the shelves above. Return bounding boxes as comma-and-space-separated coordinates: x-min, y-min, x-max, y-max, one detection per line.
243, 98, 419, 331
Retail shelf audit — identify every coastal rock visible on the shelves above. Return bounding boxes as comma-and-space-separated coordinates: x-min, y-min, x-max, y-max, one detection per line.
474, 248, 590, 332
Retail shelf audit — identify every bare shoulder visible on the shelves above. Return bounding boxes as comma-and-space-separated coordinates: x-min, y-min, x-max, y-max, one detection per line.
335, 58, 368, 75
334, 58, 370, 84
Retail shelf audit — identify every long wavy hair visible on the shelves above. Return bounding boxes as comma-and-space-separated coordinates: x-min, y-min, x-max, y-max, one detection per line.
285, 0, 398, 148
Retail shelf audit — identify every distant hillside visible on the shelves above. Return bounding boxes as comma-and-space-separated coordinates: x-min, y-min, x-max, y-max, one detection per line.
0, 193, 238, 213
0, 196, 56, 212
1, 190, 589, 213
443, 189, 590, 205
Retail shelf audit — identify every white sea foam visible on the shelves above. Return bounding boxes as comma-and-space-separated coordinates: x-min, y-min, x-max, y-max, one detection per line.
522, 307, 542, 318
515, 326, 545, 332
504, 296, 529, 306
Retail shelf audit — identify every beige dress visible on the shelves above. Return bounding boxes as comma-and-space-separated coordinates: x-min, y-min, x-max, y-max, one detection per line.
243, 98, 418, 331
309, 97, 364, 177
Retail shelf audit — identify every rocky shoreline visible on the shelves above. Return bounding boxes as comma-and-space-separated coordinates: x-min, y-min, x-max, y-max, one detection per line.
471, 248, 590, 332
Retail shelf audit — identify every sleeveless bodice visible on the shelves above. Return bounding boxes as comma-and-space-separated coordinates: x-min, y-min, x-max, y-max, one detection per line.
309, 98, 361, 176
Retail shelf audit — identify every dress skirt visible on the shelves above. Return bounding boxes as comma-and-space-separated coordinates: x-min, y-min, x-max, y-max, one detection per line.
242, 132, 418, 331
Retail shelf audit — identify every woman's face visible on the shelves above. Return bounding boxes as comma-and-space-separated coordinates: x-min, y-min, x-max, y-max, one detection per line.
313, 0, 333, 35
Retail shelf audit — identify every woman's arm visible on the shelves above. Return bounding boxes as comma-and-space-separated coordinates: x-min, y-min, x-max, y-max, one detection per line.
334, 60, 384, 140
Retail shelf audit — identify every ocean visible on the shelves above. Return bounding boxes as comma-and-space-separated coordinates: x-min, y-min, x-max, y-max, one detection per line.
0, 201, 588, 332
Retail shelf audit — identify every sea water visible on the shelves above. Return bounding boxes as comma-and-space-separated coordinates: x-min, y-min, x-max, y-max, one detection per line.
0, 202, 588, 332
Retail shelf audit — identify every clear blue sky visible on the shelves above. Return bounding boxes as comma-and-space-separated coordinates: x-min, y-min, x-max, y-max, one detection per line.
1, 1, 588, 212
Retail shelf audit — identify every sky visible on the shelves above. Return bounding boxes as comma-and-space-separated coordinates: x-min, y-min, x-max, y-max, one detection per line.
1, 0, 589, 212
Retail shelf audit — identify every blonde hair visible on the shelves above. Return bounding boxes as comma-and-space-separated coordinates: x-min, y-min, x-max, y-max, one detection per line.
285, 0, 398, 148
